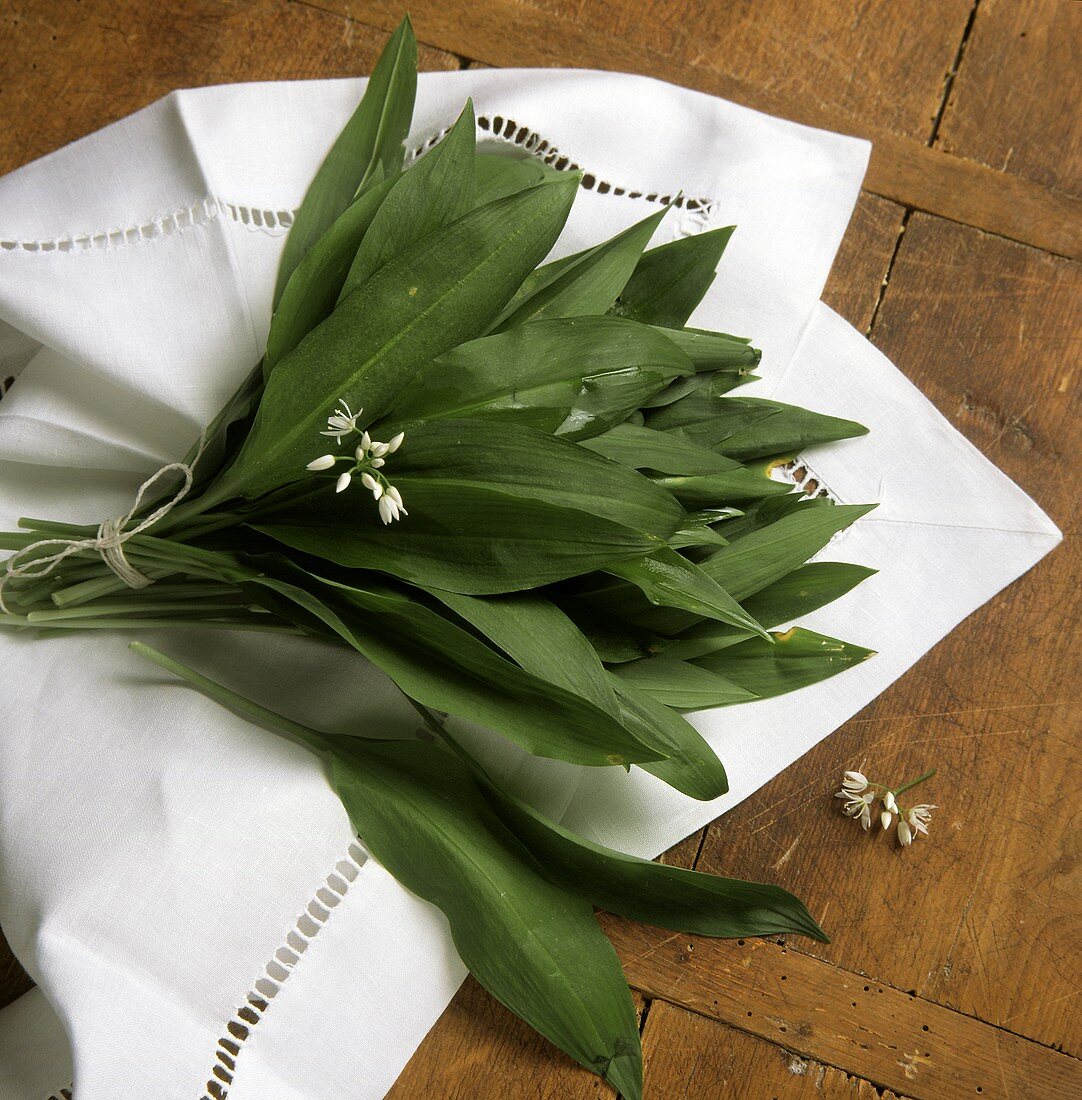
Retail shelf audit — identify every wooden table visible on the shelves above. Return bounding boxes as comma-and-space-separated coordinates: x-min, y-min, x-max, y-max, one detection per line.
1, 2, 1079, 1096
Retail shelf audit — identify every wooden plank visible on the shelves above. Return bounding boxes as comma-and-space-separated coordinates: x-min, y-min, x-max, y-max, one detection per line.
515, 0, 973, 142
605, 914, 1082, 1099
642, 999, 905, 1099
339, 0, 1082, 257
0, 0, 461, 177
823, 194, 906, 333
696, 215, 1081, 1055
936, 0, 1082, 196
388, 977, 646, 1097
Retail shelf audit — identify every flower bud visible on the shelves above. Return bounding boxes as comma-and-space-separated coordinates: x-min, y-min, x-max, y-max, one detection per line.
335, 471, 352, 494
898, 819, 913, 846
387, 432, 405, 453
306, 455, 336, 471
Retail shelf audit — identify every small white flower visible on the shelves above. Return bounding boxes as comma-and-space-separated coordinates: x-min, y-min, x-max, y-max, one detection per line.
883, 791, 898, 814
370, 457, 386, 468
859, 799, 872, 831
378, 496, 400, 524
306, 454, 337, 471
360, 473, 379, 493
386, 485, 404, 508
387, 432, 405, 453
320, 398, 361, 443
907, 805, 936, 837
880, 810, 894, 831
840, 770, 869, 797
360, 431, 372, 452
898, 819, 913, 846
369, 441, 390, 458
335, 471, 352, 494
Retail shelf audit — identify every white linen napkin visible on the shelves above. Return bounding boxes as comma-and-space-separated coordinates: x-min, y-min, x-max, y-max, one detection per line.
0, 70, 1059, 1098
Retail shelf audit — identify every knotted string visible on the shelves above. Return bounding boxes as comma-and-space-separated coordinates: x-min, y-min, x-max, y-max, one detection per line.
0, 433, 207, 614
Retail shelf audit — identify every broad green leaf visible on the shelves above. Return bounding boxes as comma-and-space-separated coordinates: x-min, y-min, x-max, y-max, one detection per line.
607, 545, 769, 639
700, 503, 876, 600
272, 16, 417, 308
695, 627, 874, 699
649, 395, 868, 458
474, 151, 556, 204
609, 225, 734, 327
657, 562, 876, 661
493, 205, 670, 331
129, 644, 643, 1099
428, 588, 618, 718
264, 174, 397, 376
256, 420, 684, 593
379, 317, 692, 438
649, 467, 793, 505
233, 560, 663, 766
258, 486, 661, 594
339, 101, 477, 299
457, 736, 827, 941
608, 674, 728, 800
581, 423, 740, 475
652, 326, 761, 372
330, 740, 643, 1098
219, 176, 581, 502
611, 657, 756, 709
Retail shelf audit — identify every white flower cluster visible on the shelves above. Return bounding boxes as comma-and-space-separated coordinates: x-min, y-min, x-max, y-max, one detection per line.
306, 399, 408, 524
835, 768, 936, 847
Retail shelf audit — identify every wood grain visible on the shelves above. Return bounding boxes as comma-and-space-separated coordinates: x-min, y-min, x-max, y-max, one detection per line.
641, 999, 905, 1100
337, 0, 1082, 257
386, 976, 619, 1098
936, 0, 1082, 196
0, 0, 460, 176
606, 914, 1082, 1099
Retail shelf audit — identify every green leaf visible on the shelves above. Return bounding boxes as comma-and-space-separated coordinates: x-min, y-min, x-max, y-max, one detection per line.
652, 326, 761, 372
264, 174, 397, 376
492, 205, 670, 331
611, 657, 756, 710
428, 589, 619, 717
272, 16, 418, 309
220, 175, 581, 501
656, 562, 876, 661
459, 739, 827, 941
650, 395, 868, 459
609, 226, 734, 327
330, 740, 644, 1098
380, 317, 692, 437
607, 546, 770, 640
607, 674, 728, 800
695, 627, 874, 699
700, 503, 876, 600
580, 423, 740, 475
256, 419, 684, 592
128, 643, 643, 1100
474, 151, 557, 204
339, 100, 477, 299
235, 560, 664, 767
649, 467, 794, 505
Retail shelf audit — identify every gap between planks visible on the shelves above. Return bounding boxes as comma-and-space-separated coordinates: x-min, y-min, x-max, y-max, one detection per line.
289, 0, 1082, 260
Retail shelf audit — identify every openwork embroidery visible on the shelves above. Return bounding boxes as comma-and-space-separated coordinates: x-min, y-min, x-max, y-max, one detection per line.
199, 841, 368, 1100
0, 198, 296, 255
409, 113, 718, 222
771, 457, 839, 502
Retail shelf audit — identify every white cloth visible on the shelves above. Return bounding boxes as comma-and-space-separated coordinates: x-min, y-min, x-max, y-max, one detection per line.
0, 70, 1059, 1098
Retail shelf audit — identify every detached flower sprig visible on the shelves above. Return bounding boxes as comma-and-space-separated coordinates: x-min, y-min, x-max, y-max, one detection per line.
306, 399, 408, 524
836, 766, 937, 847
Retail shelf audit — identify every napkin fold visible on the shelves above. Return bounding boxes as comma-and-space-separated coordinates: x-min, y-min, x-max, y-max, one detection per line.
0, 69, 1058, 1098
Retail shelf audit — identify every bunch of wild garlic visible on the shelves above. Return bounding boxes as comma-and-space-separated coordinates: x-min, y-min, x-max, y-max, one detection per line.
0, 19, 878, 1097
